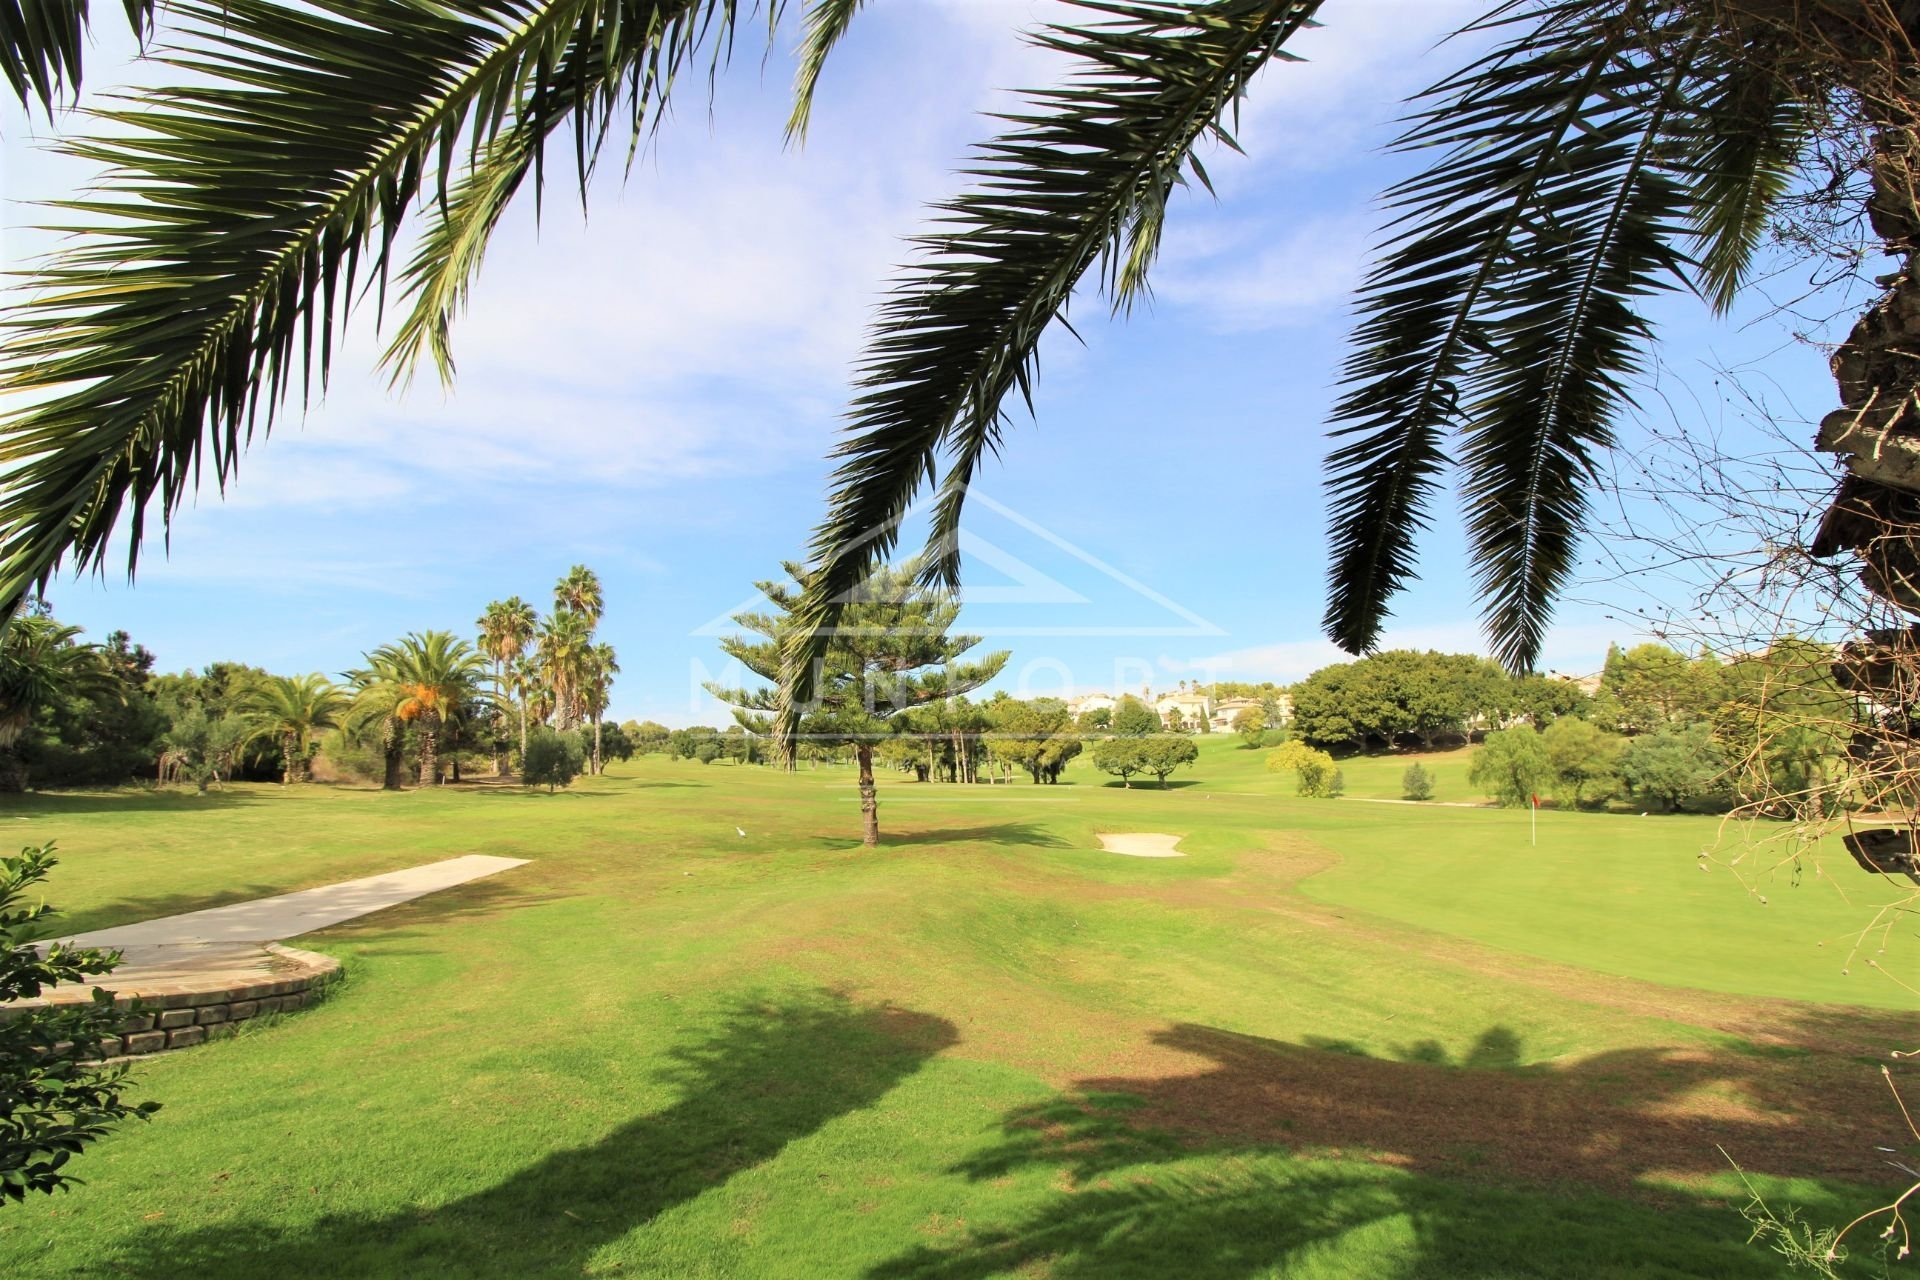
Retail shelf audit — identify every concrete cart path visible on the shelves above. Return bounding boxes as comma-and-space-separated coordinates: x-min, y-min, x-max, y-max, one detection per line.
60, 854, 530, 948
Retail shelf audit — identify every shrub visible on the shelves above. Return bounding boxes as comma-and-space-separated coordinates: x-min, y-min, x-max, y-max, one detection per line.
1266, 740, 1340, 798
521, 727, 584, 792
1401, 763, 1434, 801
1468, 727, 1553, 808
0, 843, 158, 1200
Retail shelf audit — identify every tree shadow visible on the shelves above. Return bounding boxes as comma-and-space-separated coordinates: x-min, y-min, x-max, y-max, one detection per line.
814, 822, 1074, 851
110, 992, 957, 1277
870, 1020, 1902, 1279
306, 874, 579, 946
0, 788, 265, 816
52, 883, 295, 939
1095, 779, 1203, 790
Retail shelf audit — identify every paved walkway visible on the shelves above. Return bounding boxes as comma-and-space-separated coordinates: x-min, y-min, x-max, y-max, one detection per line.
61, 854, 530, 949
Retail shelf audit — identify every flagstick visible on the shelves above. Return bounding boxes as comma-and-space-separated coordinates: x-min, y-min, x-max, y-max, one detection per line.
1530, 795, 1537, 848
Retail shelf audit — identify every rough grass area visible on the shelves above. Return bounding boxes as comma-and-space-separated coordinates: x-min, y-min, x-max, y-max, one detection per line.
0, 736, 1912, 1277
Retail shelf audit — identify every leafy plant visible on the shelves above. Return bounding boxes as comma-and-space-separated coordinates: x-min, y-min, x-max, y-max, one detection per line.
0, 843, 157, 1201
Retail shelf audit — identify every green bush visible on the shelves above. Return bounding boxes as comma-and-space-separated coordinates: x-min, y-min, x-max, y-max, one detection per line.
0, 843, 158, 1200
521, 727, 584, 792
1401, 763, 1434, 801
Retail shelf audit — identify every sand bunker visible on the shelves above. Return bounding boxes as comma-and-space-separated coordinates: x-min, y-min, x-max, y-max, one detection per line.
1097, 832, 1185, 858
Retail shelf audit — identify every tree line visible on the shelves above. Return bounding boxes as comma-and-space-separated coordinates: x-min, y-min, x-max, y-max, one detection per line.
0, 567, 624, 794
1277, 641, 1855, 817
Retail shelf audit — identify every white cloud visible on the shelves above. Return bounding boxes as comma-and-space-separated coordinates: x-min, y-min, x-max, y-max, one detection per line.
1155, 213, 1372, 331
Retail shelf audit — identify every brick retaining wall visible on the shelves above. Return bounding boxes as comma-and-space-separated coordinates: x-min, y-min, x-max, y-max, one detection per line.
7, 943, 340, 1057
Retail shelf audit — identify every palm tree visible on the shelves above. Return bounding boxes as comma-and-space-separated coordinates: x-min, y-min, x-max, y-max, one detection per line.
343, 658, 411, 791
581, 641, 619, 774
1, 2, 1915, 678
365, 631, 493, 787
555, 566, 604, 631
536, 610, 595, 731
478, 596, 539, 768
237, 673, 349, 784
0, 616, 115, 791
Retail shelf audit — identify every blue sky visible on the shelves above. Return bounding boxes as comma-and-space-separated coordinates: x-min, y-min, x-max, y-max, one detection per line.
1, 1, 1853, 725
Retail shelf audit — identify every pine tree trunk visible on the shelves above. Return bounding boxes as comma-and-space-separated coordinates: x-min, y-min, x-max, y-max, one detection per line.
418, 719, 439, 788
856, 743, 880, 847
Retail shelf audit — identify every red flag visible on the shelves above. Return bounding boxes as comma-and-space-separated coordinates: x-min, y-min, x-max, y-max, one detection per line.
1530, 793, 1539, 809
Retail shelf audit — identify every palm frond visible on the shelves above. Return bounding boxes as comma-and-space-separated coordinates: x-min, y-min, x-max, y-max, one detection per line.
2, 0, 151, 112
784, 0, 1323, 725
0, 0, 738, 612
785, 0, 864, 142
1675, 42, 1809, 314
1459, 42, 1697, 670
1320, 0, 1660, 663
385, 0, 732, 384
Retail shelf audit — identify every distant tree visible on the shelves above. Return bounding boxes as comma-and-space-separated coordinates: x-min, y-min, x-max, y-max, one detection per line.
693, 740, 722, 765
555, 565, 605, 629
598, 719, 635, 765
1109, 695, 1159, 736
365, 632, 492, 787
159, 703, 247, 791
1074, 707, 1111, 733
1137, 734, 1198, 787
1716, 639, 1853, 820
521, 726, 584, 792
1468, 728, 1552, 808
477, 597, 538, 768
0, 843, 159, 1200
0, 617, 115, 791
1542, 717, 1622, 809
16, 627, 168, 788
1509, 673, 1590, 729
1232, 706, 1267, 748
580, 642, 619, 774
626, 720, 671, 755
986, 698, 1080, 784
1266, 740, 1340, 798
238, 673, 349, 784
1401, 763, 1434, 801
1618, 724, 1728, 813
535, 608, 595, 731
1090, 735, 1146, 787
1590, 643, 1725, 735
706, 561, 1007, 846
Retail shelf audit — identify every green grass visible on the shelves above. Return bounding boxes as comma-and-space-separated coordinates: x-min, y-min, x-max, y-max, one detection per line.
0, 740, 1911, 1277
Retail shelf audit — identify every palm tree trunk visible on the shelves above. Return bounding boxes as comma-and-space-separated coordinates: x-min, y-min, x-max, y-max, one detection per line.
518, 700, 528, 771
418, 718, 439, 787
281, 730, 302, 784
0, 746, 26, 793
593, 716, 603, 775
384, 738, 406, 790
856, 743, 880, 847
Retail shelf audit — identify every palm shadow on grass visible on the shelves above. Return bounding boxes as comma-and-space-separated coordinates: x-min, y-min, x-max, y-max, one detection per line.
870, 1020, 1900, 1279
106, 992, 956, 1278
